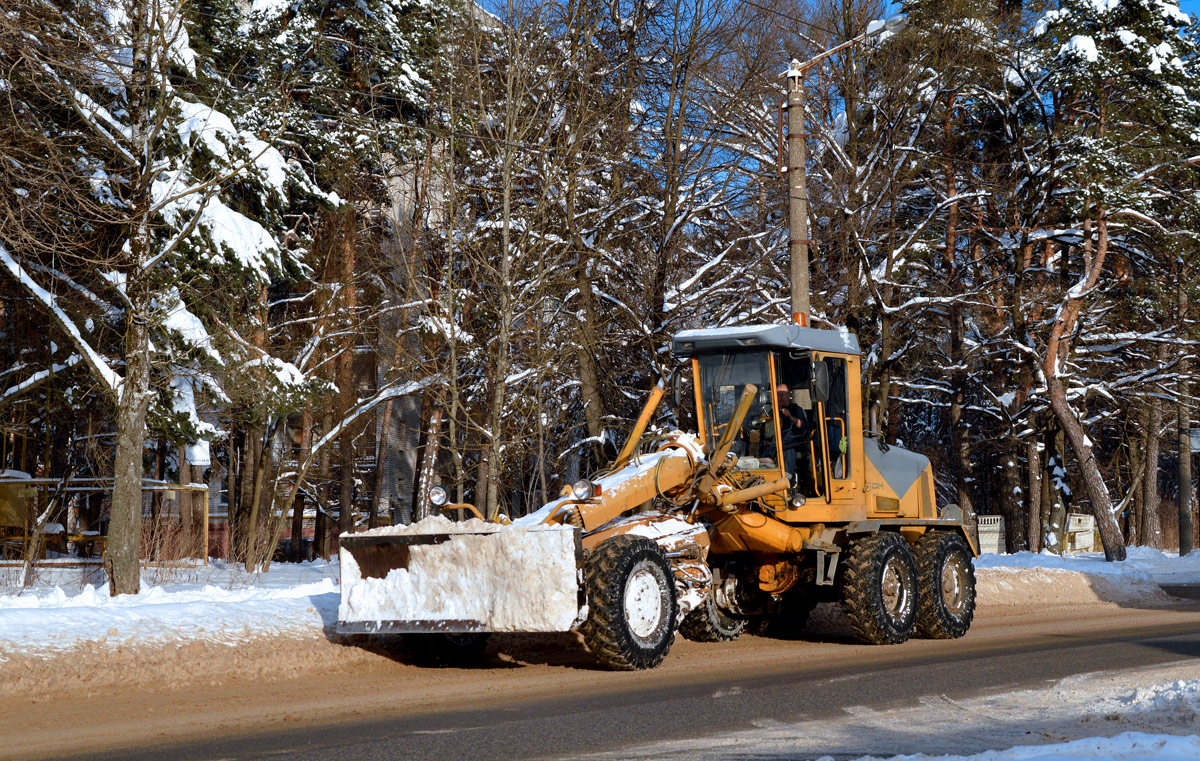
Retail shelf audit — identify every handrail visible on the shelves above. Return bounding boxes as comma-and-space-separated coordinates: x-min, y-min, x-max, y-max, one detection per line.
817, 401, 833, 504
808, 439, 824, 501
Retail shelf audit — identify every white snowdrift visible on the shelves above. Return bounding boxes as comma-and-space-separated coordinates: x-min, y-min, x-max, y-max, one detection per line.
975, 547, 1200, 608
338, 515, 580, 632
841, 732, 1200, 761
0, 560, 338, 661
1120, 679, 1200, 724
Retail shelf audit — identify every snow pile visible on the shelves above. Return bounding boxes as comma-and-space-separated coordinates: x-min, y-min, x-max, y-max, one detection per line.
338, 516, 580, 632
977, 546, 1200, 583
0, 560, 339, 661
1121, 680, 1200, 724
972, 547, 1199, 608
837, 732, 1200, 761
357, 514, 506, 536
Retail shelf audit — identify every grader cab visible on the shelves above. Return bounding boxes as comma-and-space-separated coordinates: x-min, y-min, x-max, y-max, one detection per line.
336, 323, 978, 670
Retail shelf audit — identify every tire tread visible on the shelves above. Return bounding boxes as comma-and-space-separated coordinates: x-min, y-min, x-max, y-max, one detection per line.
914, 531, 976, 639
582, 535, 677, 670
840, 532, 917, 645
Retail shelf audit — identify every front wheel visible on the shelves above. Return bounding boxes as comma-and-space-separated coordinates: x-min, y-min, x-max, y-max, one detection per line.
915, 532, 976, 639
840, 532, 918, 645
582, 535, 678, 670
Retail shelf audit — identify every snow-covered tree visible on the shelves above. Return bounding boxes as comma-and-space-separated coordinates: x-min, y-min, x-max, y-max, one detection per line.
0, 0, 331, 591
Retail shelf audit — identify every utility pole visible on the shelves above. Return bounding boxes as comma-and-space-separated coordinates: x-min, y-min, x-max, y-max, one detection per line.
782, 15, 905, 327
786, 60, 810, 325
1180, 276, 1194, 555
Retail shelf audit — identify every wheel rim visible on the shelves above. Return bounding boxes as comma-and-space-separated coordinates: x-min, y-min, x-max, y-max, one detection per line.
625, 562, 665, 640
881, 555, 911, 620
941, 553, 968, 616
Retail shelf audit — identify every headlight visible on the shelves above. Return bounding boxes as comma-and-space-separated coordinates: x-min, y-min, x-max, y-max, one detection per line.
570, 480, 596, 501
429, 486, 449, 507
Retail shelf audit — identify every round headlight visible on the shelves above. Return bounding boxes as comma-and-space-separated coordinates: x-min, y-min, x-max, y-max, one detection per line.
570, 479, 595, 501
429, 486, 449, 507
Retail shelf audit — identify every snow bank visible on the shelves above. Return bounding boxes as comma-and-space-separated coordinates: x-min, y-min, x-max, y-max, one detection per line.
338, 516, 580, 632
840, 732, 1200, 761
1121, 679, 1200, 724
0, 561, 338, 661
974, 547, 1200, 607
977, 546, 1200, 583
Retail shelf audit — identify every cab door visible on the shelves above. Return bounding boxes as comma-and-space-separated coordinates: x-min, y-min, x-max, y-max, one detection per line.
812, 351, 865, 515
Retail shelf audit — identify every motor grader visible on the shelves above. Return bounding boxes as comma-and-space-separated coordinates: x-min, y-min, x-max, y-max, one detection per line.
336, 323, 978, 670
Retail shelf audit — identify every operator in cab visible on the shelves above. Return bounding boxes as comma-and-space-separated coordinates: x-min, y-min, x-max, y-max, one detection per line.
757, 382, 813, 481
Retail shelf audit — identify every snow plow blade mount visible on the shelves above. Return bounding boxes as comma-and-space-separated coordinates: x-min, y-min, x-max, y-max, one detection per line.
335, 524, 583, 635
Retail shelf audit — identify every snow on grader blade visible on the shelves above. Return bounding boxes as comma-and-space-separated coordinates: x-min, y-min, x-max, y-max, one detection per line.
336, 519, 583, 634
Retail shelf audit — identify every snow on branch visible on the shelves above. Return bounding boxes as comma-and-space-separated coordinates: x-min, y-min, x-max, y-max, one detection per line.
0, 355, 82, 403
0, 242, 122, 396
310, 376, 436, 456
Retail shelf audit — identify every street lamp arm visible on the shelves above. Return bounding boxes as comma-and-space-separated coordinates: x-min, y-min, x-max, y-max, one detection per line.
780, 15, 907, 78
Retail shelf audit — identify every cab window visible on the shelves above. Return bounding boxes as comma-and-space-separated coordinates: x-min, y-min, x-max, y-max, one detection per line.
821, 356, 851, 479
696, 352, 772, 468
776, 352, 823, 497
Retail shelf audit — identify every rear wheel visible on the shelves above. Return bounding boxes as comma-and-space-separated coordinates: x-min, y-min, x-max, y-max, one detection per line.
840, 532, 918, 645
680, 586, 746, 642
583, 535, 678, 670
915, 532, 976, 639
400, 633, 490, 667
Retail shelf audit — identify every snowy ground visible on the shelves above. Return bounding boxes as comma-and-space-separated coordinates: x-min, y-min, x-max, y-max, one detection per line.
1, 547, 1198, 661
0, 558, 339, 661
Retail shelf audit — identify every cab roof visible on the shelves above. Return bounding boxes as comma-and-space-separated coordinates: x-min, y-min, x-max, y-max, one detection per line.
671, 323, 860, 356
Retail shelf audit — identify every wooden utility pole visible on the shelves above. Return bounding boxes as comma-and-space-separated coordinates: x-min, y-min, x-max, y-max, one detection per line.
786, 60, 810, 323
1180, 277, 1194, 555
782, 17, 905, 325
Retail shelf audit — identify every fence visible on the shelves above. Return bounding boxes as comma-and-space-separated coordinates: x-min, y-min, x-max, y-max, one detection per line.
0, 476, 209, 563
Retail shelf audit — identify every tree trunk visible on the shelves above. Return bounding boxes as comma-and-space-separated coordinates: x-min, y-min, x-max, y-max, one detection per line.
484, 154, 514, 521
107, 293, 152, 595
1042, 428, 1067, 555
1044, 375, 1124, 560
291, 411, 313, 562
1041, 215, 1125, 561
413, 405, 443, 523
576, 259, 606, 467
1180, 276, 1194, 556
1000, 446, 1027, 552
942, 93, 975, 517
1141, 387, 1163, 548
370, 399, 395, 524
1025, 441, 1043, 552
1128, 412, 1145, 546
337, 210, 358, 537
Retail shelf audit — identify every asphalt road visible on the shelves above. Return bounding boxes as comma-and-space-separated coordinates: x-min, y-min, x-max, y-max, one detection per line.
71, 604, 1200, 761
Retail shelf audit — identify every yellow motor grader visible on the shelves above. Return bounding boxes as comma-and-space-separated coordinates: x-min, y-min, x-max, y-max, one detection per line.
336, 323, 978, 670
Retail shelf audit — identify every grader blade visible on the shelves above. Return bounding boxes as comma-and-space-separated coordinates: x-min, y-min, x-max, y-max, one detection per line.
336, 521, 582, 634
